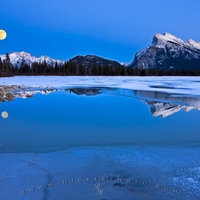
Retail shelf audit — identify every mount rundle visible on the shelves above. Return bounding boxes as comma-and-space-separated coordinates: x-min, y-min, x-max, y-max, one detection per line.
127, 32, 200, 70
1, 32, 200, 70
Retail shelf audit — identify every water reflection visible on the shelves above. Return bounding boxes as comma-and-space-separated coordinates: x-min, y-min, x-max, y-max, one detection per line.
1, 85, 200, 118
0, 85, 55, 102
1, 86, 200, 152
68, 87, 200, 118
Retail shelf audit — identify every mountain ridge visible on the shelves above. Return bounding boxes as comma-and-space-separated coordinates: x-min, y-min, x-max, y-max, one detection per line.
1, 32, 200, 72
0, 51, 65, 68
0, 52, 123, 69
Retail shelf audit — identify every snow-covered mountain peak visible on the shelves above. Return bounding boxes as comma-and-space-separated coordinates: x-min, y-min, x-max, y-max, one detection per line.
10, 51, 35, 58
39, 55, 49, 59
128, 32, 200, 70
187, 38, 200, 50
163, 32, 184, 43
153, 32, 200, 50
19, 51, 32, 56
152, 32, 200, 50
153, 32, 184, 47
0, 51, 65, 67
188, 38, 196, 44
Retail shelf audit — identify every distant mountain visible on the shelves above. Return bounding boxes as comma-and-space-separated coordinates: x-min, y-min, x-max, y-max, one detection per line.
69, 55, 122, 68
0, 52, 123, 73
128, 32, 200, 70
68, 55, 121, 73
0, 51, 65, 68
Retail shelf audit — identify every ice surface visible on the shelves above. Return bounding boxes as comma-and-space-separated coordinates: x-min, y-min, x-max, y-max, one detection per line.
0, 76, 200, 95
0, 76, 200, 96
0, 146, 200, 200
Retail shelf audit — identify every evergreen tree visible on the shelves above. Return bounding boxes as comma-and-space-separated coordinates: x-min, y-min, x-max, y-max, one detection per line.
5, 53, 13, 74
0, 57, 3, 72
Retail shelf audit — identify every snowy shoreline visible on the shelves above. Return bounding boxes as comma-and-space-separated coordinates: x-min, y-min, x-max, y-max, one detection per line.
0, 76, 200, 95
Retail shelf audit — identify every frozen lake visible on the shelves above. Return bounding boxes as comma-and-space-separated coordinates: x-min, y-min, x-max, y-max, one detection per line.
0, 76, 200, 199
1, 87, 200, 153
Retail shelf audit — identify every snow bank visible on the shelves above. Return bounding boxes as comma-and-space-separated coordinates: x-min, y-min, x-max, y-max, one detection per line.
0, 76, 200, 95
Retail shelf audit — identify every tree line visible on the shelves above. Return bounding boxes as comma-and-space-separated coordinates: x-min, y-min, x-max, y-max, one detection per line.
1, 53, 200, 76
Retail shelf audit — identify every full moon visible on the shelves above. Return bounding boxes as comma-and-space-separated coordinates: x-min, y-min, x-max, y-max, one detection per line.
0, 30, 7, 40
1, 111, 8, 119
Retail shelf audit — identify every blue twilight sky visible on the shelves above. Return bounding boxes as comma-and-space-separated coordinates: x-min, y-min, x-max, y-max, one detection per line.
0, 0, 200, 63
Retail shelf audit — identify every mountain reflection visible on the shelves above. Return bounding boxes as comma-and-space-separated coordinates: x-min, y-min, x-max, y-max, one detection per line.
1, 85, 200, 118
68, 88, 100, 96
68, 87, 200, 118
0, 85, 55, 102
